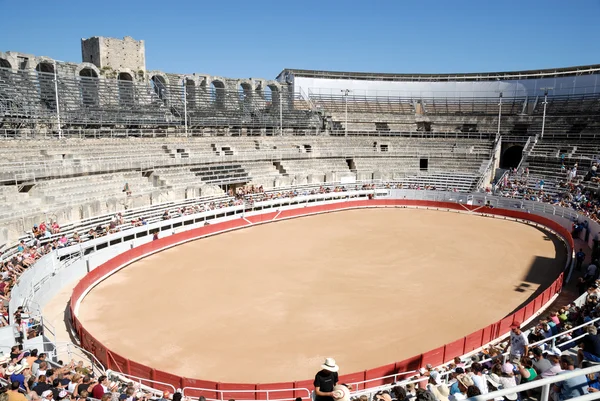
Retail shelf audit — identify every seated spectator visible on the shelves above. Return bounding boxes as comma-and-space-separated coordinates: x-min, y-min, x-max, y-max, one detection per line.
541, 349, 564, 378
34, 375, 51, 396
531, 347, 552, 374
8, 380, 27, 401
448, 374, 474, 401
577, 325, 600, 366
552, 355, 589, 400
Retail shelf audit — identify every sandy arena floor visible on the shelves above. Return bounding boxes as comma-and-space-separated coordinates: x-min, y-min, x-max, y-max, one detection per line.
78, 208, 565, 383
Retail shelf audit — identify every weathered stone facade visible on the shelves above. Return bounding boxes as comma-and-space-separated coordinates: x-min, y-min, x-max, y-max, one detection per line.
81, 36, 146, 75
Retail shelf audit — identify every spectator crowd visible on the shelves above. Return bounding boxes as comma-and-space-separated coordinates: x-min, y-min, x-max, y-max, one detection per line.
495, 162, 600, 224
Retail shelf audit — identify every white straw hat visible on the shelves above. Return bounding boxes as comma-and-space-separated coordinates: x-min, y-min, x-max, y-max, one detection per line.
321, 357, 339, 372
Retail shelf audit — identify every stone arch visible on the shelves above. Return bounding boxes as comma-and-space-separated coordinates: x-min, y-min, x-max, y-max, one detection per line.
500, 145, 524, 169
150, 74, 168, 103
239, 82, 252, 104
0, 57, 12, 85
0, 52, 18, 71
210, 79, 226, 109
78, 66, 99, 107
79, 67, 98, 78
35, 61, 55, 74
267, 83, 280, 109
74, 63, 100, 78
184, 78, 197, 109
255, 81, 265, 99
35, 61, 56, 110
117, 71, 134, 106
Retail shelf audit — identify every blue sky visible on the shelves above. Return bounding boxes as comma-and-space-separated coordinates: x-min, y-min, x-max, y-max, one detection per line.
0, 0, 598, 78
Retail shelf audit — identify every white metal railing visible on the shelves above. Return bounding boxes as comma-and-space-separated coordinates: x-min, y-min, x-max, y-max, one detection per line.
466, 364, 600, 401
107, 370, 176, 397
346, 370, 418, 391
181, 386, 312, 401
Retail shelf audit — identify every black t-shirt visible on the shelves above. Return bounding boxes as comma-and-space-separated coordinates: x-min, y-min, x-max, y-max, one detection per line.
34, 383, 52, 396
77, 383, 91, 394
314, 370, 338, 401
583, 334, 600, 357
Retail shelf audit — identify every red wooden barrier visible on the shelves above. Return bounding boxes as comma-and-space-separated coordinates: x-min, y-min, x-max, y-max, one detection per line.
153, 369, 183, 391
129, 361, 155, 383
69, 199, 573, 395
395, 355, 422, 374
293, 380, 314, 399
338, 372, 366, 390
363, 363, 397, 387
443, 338, 466, 362
421, 346, 445, 368
256, 382, 296, 400
464, 330, 484, 353
107, 350, 129, 375
181, 378, 218, 399
217, 383, 257, 400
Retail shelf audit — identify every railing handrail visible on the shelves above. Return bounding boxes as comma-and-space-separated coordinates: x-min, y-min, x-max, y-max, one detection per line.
466, 364, 600, 401
181, 386, 311, 401
107, 370, 176, 395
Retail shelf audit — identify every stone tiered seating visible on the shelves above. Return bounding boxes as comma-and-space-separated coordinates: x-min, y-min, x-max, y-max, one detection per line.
531, 93, 600, 116
30, 172, 154, 205
190, 164, 249, 185
396, 172, 479, 191
514, 137, 600, 196
241, 162, 282, 188
0, 135, 496, 245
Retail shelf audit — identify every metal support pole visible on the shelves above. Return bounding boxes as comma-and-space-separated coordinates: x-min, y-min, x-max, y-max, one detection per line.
540, 383, 550, 401
345, 96, 348, 137
341, 89, 350, 137
497, 92, 502, 136
53, 61, 62, 139
541, 91, 548, 139
540, 87, 552, 139
183, 79, 188, 137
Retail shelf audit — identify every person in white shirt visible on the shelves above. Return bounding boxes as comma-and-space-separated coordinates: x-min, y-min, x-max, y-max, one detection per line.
541, 349, 564, 378
505, 322, 529, 359
469, 363, 488, 395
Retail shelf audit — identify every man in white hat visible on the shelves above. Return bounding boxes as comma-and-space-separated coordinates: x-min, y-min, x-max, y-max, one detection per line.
10, 363, 29, 390
314, 358, 339, 401
541, 349, 564, 378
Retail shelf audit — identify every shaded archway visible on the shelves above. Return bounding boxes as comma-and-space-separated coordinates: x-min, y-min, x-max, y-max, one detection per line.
35, 61, 56, 109
255, 82, 264, 100
239, 83, 252, 112
0, 59, 11, 87
151, 75, 168, 104
500, 145, 524, 169
239, 83, 252, 102
264, 85, 272, 105
79, 68, 99, 106
268, 84, 280, 110
118, 72, 134, 106
185, 79, 196, 109
210, 80, 226, 109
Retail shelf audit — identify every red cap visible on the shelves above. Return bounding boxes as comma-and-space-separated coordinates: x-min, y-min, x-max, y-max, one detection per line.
510, 321, 521, 329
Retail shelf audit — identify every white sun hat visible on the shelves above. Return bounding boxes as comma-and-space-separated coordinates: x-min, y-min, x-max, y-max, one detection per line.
332, 385, 350, 401
321, 357, 339, 372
